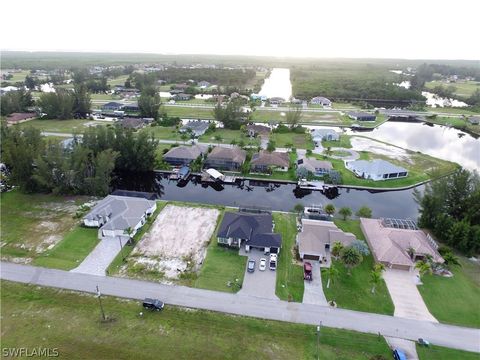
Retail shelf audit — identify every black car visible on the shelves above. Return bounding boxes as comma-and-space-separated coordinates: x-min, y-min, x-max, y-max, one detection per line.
247, 259, 256, 273
143, 298, 165, 311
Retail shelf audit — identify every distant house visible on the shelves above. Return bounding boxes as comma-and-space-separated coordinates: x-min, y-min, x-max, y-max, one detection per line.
102, 102, 124, 111
468, 116, 480, 125
163, 144, 207, 166
246, 124, 271, 137
381, 109, 424, 122
345, 159, 408, 181
361, 217, 443, 271
269, 97, 285, 105
179, 120, 210, 137
251, 151, 290, 173
198, 81, 211, 88
311, 128, 340, 144
173, 93, 192, 101
60, 137, 82, 150
169, 89, 184, 95
6, 112, 36, 125
250, 93, 268, 101
120, 118, 145, 130
296, 219, 356, 261
297, 157, 333, 176
173, 83, 189, 90
204, 146, 247, 171
310, 97, 332, 107
83, 195, 157, 240
122, 103, 140, 112
217, 212, 282, 253
347, 112, 376, 121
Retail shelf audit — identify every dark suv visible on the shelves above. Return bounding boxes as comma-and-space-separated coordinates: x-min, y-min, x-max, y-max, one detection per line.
143, 298, 165, 311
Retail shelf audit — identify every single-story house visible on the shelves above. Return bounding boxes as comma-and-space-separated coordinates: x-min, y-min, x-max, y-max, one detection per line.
217, 212, 282, 253
468, 116, 480, 125
179, 120, 210, 137
122, 103, 140, 112
310, 97, 332, 107
204, 146, 247, 171
60, 137, 82, 150
102, 102, 124, 111
360, 217, 444, 271
163, 144, 207, 166
198, 81, 211, 88
6, 112, 37, 125
347, 112, 376, 121
345, 159, 408, 181
250, 93, 268, 101
173, 83, 189, 90
169, 89, 184, 95
269, 97, 285, 105
297, 157, 333, 176
83, 195, 157, 239
173, 93, 192, 101
246, 124, 271, 137
120, 118, 145, 130
311, 128, 340, 144
296, 219, 356, 261
380, 109, 424, 122
250, 151, 290, 173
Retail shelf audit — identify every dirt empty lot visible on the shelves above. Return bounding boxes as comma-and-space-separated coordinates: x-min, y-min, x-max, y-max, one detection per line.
131, 205, 220, 279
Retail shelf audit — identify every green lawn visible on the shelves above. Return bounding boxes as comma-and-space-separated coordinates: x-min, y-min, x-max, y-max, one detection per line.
425, 80, 480, 97
322, 134, 352, 149
418, 256, 480, 328
274, 213, 305, 302
17, 119, 98, 133
271, 131, 314, 150
1, 281, 392, 360
321, 220, 394, 315
164, 105, 215, 119
195, 211, 248, 293
417, 344, 480, 360
107, 75, 129, 86
90, 93, 122, 101
199, 129, 260, 146
3, 69, 30, 83
34, 227, 99, 270
0, 190, 89, 261
426, 116, 480, 136
142, 126, 183, 141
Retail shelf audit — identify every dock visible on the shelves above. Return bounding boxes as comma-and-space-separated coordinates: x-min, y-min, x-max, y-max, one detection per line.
297, 179, 332, 191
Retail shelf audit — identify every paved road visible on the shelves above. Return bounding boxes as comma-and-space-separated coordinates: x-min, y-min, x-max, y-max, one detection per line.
1, 262, 479, 353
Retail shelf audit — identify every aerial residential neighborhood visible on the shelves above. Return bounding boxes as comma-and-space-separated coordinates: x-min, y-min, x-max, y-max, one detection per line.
1, 1, 479, 360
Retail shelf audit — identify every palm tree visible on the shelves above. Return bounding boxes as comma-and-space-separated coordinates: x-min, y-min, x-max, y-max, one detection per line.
406, 246, 416, 260
338, 207, 352, 221
325, 265, 339, 289
331, 241, 344, 259
180, 132, 189, 144
340, 246, 363, 275
415, 260, 433, 280
370, 269, 383, 294
442, 252, 461, 269
293, 203, 304, 215
324, 204, 335, 216
373, 263, 385, 273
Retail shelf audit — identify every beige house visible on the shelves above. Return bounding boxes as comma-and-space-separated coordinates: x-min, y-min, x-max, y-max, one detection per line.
360, 218, 443, 271
296, 219, 356, 262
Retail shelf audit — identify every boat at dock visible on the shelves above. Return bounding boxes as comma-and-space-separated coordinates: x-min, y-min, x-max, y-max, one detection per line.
297, 179, 334, 191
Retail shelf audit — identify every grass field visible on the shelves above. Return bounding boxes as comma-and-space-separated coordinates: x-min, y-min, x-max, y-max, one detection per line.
34, 227, 99, 270
321, 220, 394, 315
417, 344, 480, 360
2, 69, 30, 83
322, 134, 352, 149
194, 211, 248, 293
90, 93, 122, 101
0, 190, 90, 262
418, 256, 480, 328
199, 129, 260, 146
425, 80, 480, 97
142, 126, 183, 141
17, 119, 100, 133
274, 213, 304, 302
271, 131, 314, 150
1, 281, 392, 360
425, 116, 480, 135
107, 74, 129, 86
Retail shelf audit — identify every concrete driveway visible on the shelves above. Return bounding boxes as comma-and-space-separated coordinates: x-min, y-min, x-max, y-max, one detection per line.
383, 269, 437, 322
238, 248, 278, 299
71, 237, 128, 276
303, 262, 328, 305
385, 336, 419, 360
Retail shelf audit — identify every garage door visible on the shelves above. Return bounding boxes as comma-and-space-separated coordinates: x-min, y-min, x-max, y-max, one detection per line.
303, 254, 320, 261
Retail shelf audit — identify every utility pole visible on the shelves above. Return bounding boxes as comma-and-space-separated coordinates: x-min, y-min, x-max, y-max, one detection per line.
316, 322, 321, 360
96, 285, 106, 321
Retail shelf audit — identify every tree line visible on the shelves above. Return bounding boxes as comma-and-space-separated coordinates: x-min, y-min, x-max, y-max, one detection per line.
415, 169, 480, 255
1, 123, 158, 196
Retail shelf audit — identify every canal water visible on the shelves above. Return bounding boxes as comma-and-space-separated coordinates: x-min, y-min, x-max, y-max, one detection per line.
259, 68, 292, 100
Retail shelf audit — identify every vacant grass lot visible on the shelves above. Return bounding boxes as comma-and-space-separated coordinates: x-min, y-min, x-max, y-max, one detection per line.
1, 281, 392, 360
426, 116, 480, 135
274, 213, 304, 302
194, 211, 248, 293
199, 129, 260, 146
418, 256, 480, 328
417, 344, 480, 360
17, 119, 100, 133
142, 126, 183, 141
321, 220, 394, 315
271, 131, 314, 150
0, 190, 90, 262
322, 134, 352, 149
34, 227, 99, 270
425, 80, 480, 97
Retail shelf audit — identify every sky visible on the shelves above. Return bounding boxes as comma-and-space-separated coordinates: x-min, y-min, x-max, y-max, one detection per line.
1, 0, 479, 60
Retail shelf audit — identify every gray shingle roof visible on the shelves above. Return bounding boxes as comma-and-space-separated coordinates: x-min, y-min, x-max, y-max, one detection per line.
347, 159, 407, 175
251, 151, 289, 168
180, 121, 210, 132
163, 144, 207, 161
207, 146, 246, 163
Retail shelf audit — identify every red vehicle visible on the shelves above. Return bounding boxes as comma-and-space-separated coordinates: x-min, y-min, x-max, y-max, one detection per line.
304, 262, 313, 281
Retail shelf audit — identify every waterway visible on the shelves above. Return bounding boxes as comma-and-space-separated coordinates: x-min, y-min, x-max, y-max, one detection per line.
258, 68, 292, 100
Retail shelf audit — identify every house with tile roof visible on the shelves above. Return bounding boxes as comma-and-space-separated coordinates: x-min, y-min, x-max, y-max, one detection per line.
163, 144, 207, 166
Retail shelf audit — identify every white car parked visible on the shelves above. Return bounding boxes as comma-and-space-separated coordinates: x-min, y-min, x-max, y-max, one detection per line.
259, 258, 267, 271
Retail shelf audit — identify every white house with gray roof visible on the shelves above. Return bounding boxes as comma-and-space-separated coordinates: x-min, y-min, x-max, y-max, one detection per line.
83, 195, 157, 239
180, 120, 210, 137
345, 159, 408, 181
163, 144, 207, 166
311, 128, 340, 144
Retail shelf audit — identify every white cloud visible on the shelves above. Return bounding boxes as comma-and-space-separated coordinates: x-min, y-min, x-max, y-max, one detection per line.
1, 0, 479, 59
